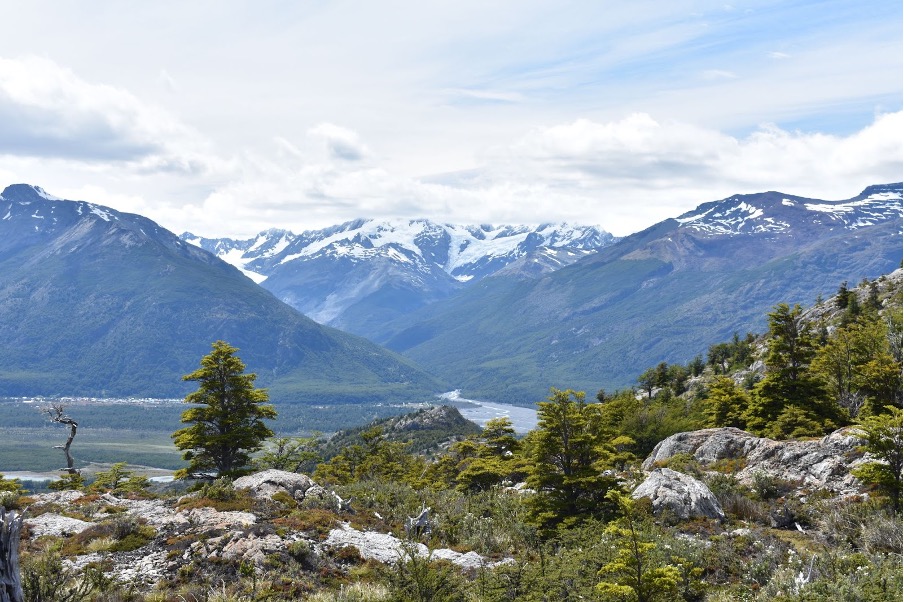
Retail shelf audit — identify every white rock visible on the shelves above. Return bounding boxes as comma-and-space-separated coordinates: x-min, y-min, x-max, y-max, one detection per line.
234, 469, 316, 502
632, 468, 725, 520
25, 513, 94, 537
323, 523, 506, 569
183, 506, 257, 530
642, 427, 867, 495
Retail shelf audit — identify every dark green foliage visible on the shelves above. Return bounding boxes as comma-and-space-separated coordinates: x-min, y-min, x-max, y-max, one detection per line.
852, 407, 903, 511
88, 462, 150, 495
708, 333, 755, 375
0, 473, 25, 510
527, 389, 619, 534
315, 406, 480, 462
0, 474, 23, 494
172, 341, 277, 479
47, 474, 85, 491
388, 545, 466, 602
254, 436, 322, 473
596, 389, 703, 458
314, 427, 425, 486
836, 280, 852, 309
703, 377, 749, 428
745, 303, 842, 438
425, 417, 526, 493
688, 355, 705, 377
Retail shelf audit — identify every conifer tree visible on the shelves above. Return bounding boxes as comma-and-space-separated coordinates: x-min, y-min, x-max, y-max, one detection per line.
703, 376, 749, 428
172, 341, 276, 479
852, 406, 903, 512
527, 388, 618, 533
597, 491, 681, 602
745, 303, 841, 438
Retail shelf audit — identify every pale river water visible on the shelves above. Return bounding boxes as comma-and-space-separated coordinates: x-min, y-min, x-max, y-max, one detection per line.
437, 390, 538, 434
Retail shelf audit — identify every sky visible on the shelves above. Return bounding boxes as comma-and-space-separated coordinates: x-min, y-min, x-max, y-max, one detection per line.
0, 0, 900, 238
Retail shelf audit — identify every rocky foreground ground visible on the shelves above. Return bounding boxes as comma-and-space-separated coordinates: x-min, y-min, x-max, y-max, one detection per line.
12, 426, 883, 594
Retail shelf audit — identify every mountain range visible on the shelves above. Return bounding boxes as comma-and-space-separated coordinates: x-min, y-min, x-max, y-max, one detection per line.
183, 221, 614, 337
372, 184, 903, 404
0, 184, 442, 407
0, 182, 899, 420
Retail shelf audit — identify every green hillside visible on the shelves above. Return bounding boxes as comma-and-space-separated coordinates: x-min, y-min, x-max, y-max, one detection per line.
0, 185, 444, 407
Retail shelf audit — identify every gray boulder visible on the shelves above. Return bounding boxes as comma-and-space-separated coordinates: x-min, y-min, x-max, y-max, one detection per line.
632, 468, 725, 520
233, 469, 318, 503
24, 513, 94, 538
233, 469, 351, 511
642, 427, 867, 495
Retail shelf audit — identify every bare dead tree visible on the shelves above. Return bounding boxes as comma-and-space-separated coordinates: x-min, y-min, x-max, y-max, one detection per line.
0, 508, 24, 602
42, 404, 79, 475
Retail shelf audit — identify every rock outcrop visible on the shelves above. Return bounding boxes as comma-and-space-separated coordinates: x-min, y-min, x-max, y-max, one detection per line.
25, 513, 94, 538
642, 427, 867, 495
234, 469, 318, 502
233, 469, 348, 511
323, 523, 501, 570
19, 470, 502, 592
632, 468, 725, 520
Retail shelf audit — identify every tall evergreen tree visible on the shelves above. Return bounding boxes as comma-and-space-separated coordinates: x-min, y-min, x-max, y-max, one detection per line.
703, 376, 749, 428
527, 388, 619, 533
745, 303, 841, 438
172, 341, 277, 479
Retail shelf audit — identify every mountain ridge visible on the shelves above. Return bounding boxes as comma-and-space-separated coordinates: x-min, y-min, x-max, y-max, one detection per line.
0, 184, 444, 408
373, 183, 903, 405
183, 219, 616, 335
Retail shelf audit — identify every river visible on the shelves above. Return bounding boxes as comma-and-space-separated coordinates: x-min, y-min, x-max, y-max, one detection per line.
437, 390, 538, 434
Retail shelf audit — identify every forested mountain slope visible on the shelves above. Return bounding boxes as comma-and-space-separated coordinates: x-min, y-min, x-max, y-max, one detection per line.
377, 184, 903, 405
0, 185, 444, 404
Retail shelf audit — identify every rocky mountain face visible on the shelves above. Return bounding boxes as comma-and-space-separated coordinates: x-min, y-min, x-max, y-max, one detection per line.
183, 220, 614, 337
0, 185, 443, 405
375, 184, 903, 405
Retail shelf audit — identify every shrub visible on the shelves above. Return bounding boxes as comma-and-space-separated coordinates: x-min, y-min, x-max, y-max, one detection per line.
305, 582, 391, 602
177, 478, 256, 512
60, 516, 155, 556
274, 509, 338, 538
817, 498, 903, 554
751, 471, 796, 501
48, 473, 85, 491
21, 545, 96, 602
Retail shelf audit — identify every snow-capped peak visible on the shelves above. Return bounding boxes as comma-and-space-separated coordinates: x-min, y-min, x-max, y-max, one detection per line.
184, 219, 615, 284
675, 184, 902, 236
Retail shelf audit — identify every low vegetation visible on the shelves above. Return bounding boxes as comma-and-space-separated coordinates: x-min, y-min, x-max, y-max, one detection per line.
2, 274, 901, 600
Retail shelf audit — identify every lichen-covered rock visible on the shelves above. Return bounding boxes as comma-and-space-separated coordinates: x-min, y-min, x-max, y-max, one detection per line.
25, 513, 94, 537
234, 469, 318, 502
32, 490, 85, 504
183, 506, 257, 531
322, 523, 504, 569
234, 470, 350, 511
642, 427, 867, 495
632, 468, 725, 520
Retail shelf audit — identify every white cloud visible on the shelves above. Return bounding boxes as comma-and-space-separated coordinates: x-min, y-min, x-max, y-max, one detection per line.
170, 111, 900, 239
768, 51, 791, 59
157, 69, 179, 93
308, 123, 369, 162
444, 88, 525, 104
0, 56, 219, 174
